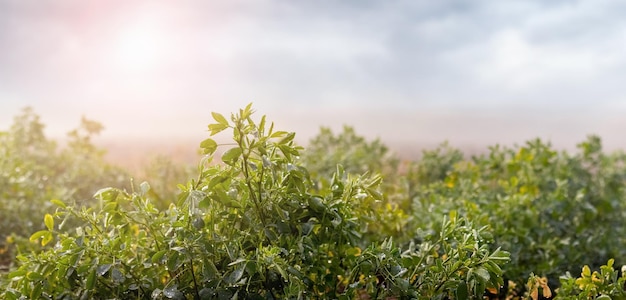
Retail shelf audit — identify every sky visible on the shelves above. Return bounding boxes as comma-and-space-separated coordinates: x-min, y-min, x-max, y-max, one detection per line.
1, 0, 626, 157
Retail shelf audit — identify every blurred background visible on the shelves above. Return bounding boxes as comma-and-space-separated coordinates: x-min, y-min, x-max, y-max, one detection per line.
1, 0, 625, 165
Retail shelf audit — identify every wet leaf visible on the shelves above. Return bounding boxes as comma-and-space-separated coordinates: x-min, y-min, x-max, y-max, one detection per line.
221, 147, 242, 165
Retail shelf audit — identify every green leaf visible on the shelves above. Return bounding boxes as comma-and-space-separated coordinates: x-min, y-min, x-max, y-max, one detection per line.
30, 282, 43, 299
7, 269, 27, 279
308, 197, 326, 213
29, 230, 48, 243
192, 217, 206, 229
241, 103, 254, 119
203, 260, 219, 279
187, 190, 207, 206
270, 131, 288, 138
287, 266, 304, 277
97, 264, 112, 276
41, 231, 53, 246
278, 132, 295, 145
346, 247, 362, 257
152, 250, 168, 264
489, 248, 510, 261
208, 175, 229, 189
582, 265, 591, 277
227, 199, 243, 208
140, 181, 151, 195
94, 187, 118, 201
227, 258, 247, 266
278, 144, 299, 159
225, 264, 245, 285
264, 227, 278, 241
449, 210, 457, 221
167, 251, 183, 271
4, 290, 18, 300
26, 271, 43, 281
200, 138, 218, 155
456, 281, 468, 300
50, 199, 67, 209
164, 284, 181, 299
111, 268, 125, 284
44, 213, 54, 231
102, 201, 118, 213
259, 115, 266, 133
208, 123, 229, 136
212, 112, 229, 126
199, 196, 211, 209
473, 267, 490, 282
222, 147, 243, 165
484, 261, 503, 276
86, 268, 96, 290
211, 188, 230, 207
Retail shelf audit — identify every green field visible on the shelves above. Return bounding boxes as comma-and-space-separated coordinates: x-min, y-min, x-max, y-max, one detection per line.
2, 105, 626, 299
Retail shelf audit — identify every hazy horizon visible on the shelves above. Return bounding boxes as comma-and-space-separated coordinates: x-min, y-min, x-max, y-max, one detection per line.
2, 0, 626, 161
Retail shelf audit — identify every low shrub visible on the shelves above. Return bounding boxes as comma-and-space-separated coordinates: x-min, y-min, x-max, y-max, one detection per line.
1, 105, 509, 299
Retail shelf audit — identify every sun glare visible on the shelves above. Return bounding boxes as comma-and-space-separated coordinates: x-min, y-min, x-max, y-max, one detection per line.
112, 13, 167, 74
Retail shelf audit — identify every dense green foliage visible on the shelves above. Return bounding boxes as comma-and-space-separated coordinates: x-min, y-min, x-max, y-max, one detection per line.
2, 105, 508, 299
134, 154, 196, 210
408, 137, 626, 296
0, 108, 130, 268
556, 259, 626, 299
299, 126, 409, 241
2, 105, 626, 299
300, 125, 399, 180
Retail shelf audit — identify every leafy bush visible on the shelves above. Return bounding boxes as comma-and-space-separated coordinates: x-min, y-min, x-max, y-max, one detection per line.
134, 154, 196, 210
0, 108, 129, 268
4, 105, 626, 299
407, 137, 626, 295
407, 141, 464, 187
300, 126, 411, 243
555, 259, 626, 299
1, 105, 509, 299
300, 125, 398, 181
0, 108, 58, 258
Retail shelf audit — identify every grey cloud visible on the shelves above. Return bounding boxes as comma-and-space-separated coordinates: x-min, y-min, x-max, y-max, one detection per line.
2, 0, 626, 143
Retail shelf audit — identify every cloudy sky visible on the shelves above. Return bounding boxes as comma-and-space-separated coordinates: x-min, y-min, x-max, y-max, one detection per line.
1, 0, 626, 154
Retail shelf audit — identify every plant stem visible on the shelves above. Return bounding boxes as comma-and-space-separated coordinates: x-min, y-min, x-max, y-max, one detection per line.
238, 125, 267, 228
188, 257, 201, 300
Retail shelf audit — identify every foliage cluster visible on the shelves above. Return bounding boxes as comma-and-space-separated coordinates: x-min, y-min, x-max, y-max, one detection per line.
556, 259, 626, 299
300, 125, 399, 180
0, 108, 130, 268
134, 154, 196, 210
299, 126, 409, 241
407, 136, 626, 296
2, 104, 626, 299
2, 105, 509, 299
